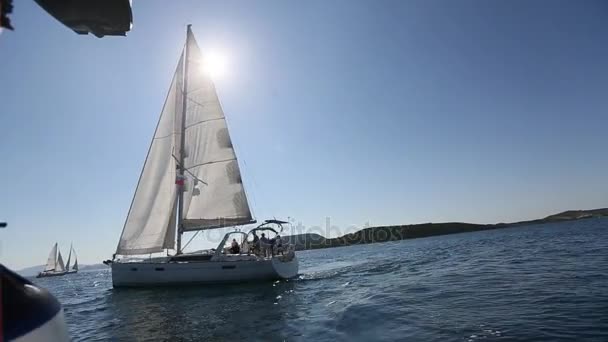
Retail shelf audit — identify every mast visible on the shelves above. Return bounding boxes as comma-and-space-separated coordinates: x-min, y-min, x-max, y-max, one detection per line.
176, 24, 192, 254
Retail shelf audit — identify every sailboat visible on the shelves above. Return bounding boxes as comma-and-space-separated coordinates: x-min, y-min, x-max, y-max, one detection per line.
37, 243, 68, 278
107, 26, 298, 287
65, 244, 79, 274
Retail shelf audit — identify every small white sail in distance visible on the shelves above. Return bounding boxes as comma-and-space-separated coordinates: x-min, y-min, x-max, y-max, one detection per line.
72, 247, 78, 271
65, 243, 72, 271
56, 250, 66, 272
44, 243, 58, 271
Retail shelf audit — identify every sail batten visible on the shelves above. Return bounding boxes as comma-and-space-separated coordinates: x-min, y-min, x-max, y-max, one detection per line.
72, 247, 78, 271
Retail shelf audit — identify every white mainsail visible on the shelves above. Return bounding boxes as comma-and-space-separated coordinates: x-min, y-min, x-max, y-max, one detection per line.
115, 53, 185, 255
181, 31, 254, 231
56, 250, 66, 272
44, 243, 58, 271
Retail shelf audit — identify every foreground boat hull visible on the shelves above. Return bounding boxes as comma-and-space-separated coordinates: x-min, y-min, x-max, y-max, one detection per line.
111, 256, 299, 288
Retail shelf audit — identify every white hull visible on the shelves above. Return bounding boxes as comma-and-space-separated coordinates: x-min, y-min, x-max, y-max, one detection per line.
111, 255, 298, 288
36, 271, 68, 278
36, 270, 77, 278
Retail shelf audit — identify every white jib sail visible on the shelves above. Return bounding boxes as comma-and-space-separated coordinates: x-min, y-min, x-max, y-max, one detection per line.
65, 244, 72, 271
56, 250, 66, 272
181, 31, 253, 231
44, 243, 58, 271
72, 247, 78, 271
115, 52, 185, 255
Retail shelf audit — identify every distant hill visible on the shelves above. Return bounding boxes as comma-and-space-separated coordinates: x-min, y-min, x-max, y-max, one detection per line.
285, 208, 608, 251
16, 263, 108, 277
283, 233, 326, 250
544, 208, 608, 221
15, 209, 607, 270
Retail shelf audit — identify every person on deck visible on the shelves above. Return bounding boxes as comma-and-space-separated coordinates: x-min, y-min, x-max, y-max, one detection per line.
260, 233, 270, 257
275, 234, 284, 255
252, 232, 260, 255
230, 238, 240, 254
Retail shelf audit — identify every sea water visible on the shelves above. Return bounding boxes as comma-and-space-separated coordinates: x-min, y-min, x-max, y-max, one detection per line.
33, 218, 608, 341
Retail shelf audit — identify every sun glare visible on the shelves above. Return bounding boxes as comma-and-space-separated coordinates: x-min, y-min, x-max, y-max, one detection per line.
199, 51, 227, 79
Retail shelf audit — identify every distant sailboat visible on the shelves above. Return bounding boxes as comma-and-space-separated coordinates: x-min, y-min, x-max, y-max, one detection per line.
65, 244, 79, 274
107, 26, 299, 287
37, 243, 65, 278
37, 243, 78, 278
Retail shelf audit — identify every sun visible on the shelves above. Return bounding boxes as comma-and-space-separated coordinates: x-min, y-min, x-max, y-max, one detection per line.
199, 51, 227, 79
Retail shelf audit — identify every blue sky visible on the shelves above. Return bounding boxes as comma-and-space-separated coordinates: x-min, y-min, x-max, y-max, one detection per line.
1, 0, 607, 269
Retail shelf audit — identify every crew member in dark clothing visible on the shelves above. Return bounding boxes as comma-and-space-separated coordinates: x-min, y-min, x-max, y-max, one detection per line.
251, 232, 260, 255
230, 238, 240, 254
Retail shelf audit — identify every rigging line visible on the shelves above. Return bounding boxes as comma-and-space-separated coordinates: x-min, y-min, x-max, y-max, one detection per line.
179, 87, 215, 108
186, 158, 237, 170
171, 154, 208, 185
185, 117, 224, 130
186, 95, 213, 109
182, 230, 201, 251
152, 131, 180, 140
